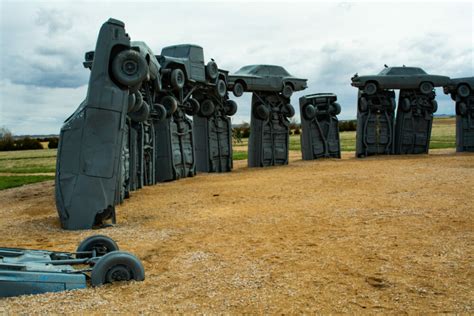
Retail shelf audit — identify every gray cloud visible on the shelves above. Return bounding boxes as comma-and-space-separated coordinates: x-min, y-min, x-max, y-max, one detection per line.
35, 8, 73, 35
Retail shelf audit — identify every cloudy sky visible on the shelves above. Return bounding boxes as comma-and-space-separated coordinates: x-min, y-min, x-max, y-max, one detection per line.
0, 0, 472, 135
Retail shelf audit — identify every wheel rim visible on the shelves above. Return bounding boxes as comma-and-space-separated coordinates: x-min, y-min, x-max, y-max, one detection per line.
122, 60, 138, 76
106, 265, 131, 283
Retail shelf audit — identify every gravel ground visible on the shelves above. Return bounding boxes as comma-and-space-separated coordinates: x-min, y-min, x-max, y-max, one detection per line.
1, 149, 473, 313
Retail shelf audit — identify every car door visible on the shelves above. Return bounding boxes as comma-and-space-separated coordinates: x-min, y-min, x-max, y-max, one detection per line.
189, 46, 205, 83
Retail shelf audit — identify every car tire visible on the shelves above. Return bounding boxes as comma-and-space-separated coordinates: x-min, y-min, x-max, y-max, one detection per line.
185, 98, 200, 116
127, 93, 136, 113
129, 101, 150, 122
90, 251, 145, 287
130, 91, 143, 113
282, 84, 293, 98
401, 98, 411, 112
431, 100, 438, 113
364, 82, 377, 95
358, 97, 368, 112
206, 61, 218, 80
199, 99, 215, 117
170, 68, 185, 90
254, 103, 270, 120
76, 235, 119, 258
330, 102, 341, 115
302, 104, 316, 120
161, 95, 178, 117
419, 82, 434, 95
458, 102, 467, 116
283, 104, 295, 118
224, 100, 238, 116
154, 103, 167, 121
233, 82, 244, 97
216, 79, 227, 97
111, 50, 148, 87
457, 84, 470, 98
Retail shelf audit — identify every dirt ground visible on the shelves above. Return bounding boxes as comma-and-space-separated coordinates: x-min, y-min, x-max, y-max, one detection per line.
1, 150, 473, 313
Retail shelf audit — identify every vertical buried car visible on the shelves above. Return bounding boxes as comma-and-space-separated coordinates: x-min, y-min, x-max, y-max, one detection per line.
56, 19, 163, 230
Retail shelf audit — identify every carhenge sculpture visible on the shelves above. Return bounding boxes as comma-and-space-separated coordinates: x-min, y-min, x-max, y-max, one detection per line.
351, 66, 449, 157
56, 19, 165, 229
228, 65, 307, 167
299, 93, 342, 159
444, 77, 474, 152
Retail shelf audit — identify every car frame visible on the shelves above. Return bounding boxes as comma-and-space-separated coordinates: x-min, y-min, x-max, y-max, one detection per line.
227, 64, 307, 98
351, 66, 450, 95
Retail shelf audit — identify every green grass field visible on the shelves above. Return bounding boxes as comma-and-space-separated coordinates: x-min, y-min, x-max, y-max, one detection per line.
0, 117, 457, 189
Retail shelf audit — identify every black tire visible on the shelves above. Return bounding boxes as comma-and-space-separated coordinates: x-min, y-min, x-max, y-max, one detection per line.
216, 79, 227, 97
111, 50, 148, 87
283, 104, 295, 118
358, 97, 368, 112
161, 96, 178, 117
90, 251, 145, 287
419, 82, 434, 95
330, 102, 341, 115
282, 84, 293, 98
302, 104, 316, 120
254, 103, 270, 120
130, 92, 143, 113
401, 98, 411, 112
76, 235, 119, 258
458, 102, 467, 116
129, 101, 150, 122
206, 61, 218, 80
185, 98, 200, 116
457, 84, 470, 98
127, 93, 136, 113
431, 100, 438, 113
154, 103, 167, 121
199, 99, 215, 117
364, 82, 377, 95
170, 68, 185, 90
233, 82, 244, 97
224, 100, 238, 116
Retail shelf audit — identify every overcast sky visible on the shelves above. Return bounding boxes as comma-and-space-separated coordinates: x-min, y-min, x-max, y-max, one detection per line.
0, 0, 472, 135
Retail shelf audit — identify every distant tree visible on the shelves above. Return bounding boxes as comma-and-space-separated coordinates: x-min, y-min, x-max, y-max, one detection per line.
0, 127, 14, 151
48, 137, 59, 149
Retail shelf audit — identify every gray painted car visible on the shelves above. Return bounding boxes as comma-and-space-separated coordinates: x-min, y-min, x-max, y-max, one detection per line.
351, 66, 450, 95
228, 65, 307, 98
443, 76, 474, 100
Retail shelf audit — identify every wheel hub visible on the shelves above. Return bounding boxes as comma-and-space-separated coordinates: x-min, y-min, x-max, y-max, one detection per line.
123, 60, 138, 75
106, 265, 131, 282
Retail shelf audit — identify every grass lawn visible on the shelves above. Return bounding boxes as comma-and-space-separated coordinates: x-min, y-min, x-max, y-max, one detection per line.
0, 117, 456, 189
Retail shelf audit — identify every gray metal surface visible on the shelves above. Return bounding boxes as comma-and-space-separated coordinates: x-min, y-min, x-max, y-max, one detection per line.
248, 92, 295, 167
394, 90, 437, 154
355, 90, 396, 157
299, 93, 341, 160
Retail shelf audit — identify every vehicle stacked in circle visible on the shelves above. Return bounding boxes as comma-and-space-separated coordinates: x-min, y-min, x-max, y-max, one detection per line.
299, 93, 342, 160
444, 77, 474, 152
351, 66, 449, 157
229, 65, 307, 167
0, 235, 144, 297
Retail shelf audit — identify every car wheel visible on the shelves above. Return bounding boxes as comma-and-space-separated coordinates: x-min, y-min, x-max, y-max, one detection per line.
254, 103, 270, 120
419, 82, 434, 95
458, 102, 467, 116
129, 101, 150, 122
431, 100, 438, 113
283, 104, 295, 118
129, 91, 143, 113
216, 79, 227, 97
457, 84, 470, 98
224, 100, 238, 116
282, 84, 293, 98
330, 102, 341, 115
199, 99, 215, 117
90, 251, 145, 286
111, 50, 148, 87
358, 97, 368, 112
170, 69, 185, 90
76, 235, 119, 258
127, 93, 136, 113
161, 95, 178, 117
364, 82, 377, 95
302, 104, 316, 120
154, 103, 167, 121
401, 98, 411, 112
185, 98, 200, 116
206, 61, 218, 80
233, 82, 244, 97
